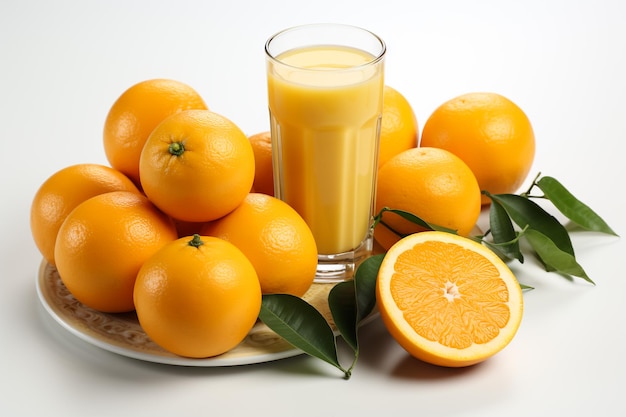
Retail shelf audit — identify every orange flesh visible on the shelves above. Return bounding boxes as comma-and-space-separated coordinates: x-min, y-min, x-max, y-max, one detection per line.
390, 241, 511, 349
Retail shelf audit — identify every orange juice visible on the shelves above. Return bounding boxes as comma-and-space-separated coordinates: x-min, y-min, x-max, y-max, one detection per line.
267, 45, 384, 255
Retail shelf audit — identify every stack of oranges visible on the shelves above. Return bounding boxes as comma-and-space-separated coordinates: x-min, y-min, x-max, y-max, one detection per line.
30, 77, 534, 366
373, 89, 535, 251
30, 79, 318, 359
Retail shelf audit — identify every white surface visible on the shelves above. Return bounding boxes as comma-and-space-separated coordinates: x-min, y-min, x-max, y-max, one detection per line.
2, 0, 625, 416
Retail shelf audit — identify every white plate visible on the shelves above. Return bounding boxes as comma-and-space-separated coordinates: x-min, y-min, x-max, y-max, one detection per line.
36, 260, 338, 367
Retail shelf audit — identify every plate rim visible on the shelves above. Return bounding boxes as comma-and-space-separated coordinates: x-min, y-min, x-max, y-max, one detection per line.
35, 260, 324, 367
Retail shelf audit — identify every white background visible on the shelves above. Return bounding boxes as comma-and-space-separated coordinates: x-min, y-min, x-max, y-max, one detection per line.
2, 0, 625, 416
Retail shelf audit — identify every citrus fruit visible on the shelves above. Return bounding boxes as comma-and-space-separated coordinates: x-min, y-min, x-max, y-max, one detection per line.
248, 131, 274, 196
139, 109, 255, 222
103, 78, 208, 186
376, 231, 524, 367
134, 234, 262, 358
378, 85, 418, 168
420, 92, 535, 204
54, 191, 178, 313
374, 147, 481, 251
201, 193, 317, 297
30, 163, 140, 266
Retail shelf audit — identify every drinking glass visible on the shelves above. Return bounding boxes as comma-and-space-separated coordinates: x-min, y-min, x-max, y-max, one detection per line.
265, 23, 386, 282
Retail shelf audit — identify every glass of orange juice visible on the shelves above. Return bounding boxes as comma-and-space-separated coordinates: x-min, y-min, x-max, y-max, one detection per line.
265, 23, 386, 282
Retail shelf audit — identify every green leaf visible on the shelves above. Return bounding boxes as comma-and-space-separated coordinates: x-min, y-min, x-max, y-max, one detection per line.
328, 281, 358, 352
259, 294, 348, 377
487, 196, 524, 263
354, 254, 383, 322
375, 207, 457, 235
523, 229, 594, 284
536, 176, 618, 236
490, 193, 575, 256
327, 254, 383, 354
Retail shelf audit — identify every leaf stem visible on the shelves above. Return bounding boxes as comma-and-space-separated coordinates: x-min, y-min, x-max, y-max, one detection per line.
521, 171, 543, 197
345, 352, 357, 380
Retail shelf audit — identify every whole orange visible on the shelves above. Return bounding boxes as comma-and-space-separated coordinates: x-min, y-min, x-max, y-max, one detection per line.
420, 92, 535, 204
134, 234, 262, 358
378, 85, 419, 168
103, 78, 208, 186
374, 147, 481, 251
139, 109, 255, 222
248, 131, 274, 196
30, 163, 140, 266
201, 193, 317, 297
54, 191, 178, 313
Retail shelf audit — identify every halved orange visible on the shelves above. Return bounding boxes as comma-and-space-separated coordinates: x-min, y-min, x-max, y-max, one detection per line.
376, 231, 523, 367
